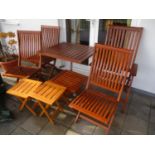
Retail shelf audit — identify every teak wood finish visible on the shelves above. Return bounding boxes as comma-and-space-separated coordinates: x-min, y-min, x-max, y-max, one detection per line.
7, 79, 42, 115
105, 25, 143, 67
39, 43, 94, 70
3, 31, 42, 80
28, 81, 66, 124
69, 44, 132, 134
105, 25, 143, 110
18, 30, 41, 66
41, 25, 60, 49
50, 70, 87, 95
41, 25, 60, 67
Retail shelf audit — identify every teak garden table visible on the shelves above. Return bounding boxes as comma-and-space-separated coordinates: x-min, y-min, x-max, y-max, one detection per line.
39, 42, 94, 70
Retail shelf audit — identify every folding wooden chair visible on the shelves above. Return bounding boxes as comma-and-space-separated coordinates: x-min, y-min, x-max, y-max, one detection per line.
41, 25, 60, 72
3, 31, 42, 80
28, 81, 66, 124
69, 44, 132, 134
7, 79, 42, 115
105, 25, 143, 111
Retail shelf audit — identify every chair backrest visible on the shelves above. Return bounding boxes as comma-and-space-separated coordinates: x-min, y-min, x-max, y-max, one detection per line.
105, 25, 143, 67
17, 30, 41, 65
41, 25, 60, 49
87, 44, 132, 101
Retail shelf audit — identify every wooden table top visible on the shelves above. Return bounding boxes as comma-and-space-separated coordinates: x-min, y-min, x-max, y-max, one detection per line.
39, 42, 94, 64
7, 79, 42, 99
29, 81, 66, 105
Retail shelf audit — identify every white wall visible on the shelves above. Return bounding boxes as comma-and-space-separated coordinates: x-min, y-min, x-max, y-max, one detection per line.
131, 19, 155, 94
0, 19, 58, 31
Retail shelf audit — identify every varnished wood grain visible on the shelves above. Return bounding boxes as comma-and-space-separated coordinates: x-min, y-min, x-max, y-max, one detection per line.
40, 43, 94, 64
105, 25, 143, 68
3, 31, 41, 79
69, 44, 132, 134
50, 70, 87, 94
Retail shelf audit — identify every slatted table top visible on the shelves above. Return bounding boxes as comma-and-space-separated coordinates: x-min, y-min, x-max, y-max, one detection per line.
39, 42, 94, 64
29, 81, 66, 105
7, 79, 42, 99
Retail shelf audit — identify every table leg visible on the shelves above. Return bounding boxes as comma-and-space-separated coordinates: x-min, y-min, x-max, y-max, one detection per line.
70, 62, 73, 71
39, 54, 42, 68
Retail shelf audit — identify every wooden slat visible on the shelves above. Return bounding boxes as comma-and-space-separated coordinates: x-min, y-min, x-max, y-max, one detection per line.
3, 31, 41, 79
18, 30, 41, 66
89, 44, 132, 93
69, 90, 118, 125
29, 81, 66, 105
7, 79, 42, 99
41, 25, 60, 49
40, 43, 94, 64
105, 25, 143, 67
69, 44, 133, 132
50, 70, 87, 94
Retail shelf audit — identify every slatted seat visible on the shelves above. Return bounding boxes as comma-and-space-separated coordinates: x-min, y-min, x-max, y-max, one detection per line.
28, 81, 66, 124
70, 89, 117, 126
3, 31, 41, 80
7, 79, 42, 115
69, 44, 132, 134
50, 70, 87, 94
105, 25, 143, 111
4, 66, 39, 79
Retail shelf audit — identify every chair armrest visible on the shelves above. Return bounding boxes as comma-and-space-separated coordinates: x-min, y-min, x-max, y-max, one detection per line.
130, 63, 138, 76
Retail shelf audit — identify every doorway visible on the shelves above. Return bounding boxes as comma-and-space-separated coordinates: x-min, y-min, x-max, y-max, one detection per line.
66, 19, 90, 45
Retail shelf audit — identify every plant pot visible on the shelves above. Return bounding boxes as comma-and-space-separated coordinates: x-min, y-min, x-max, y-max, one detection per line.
0, 59, 18, 72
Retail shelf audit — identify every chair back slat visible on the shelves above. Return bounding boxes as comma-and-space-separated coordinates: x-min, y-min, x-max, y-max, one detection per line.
18, 30, 41, 63
87, 44, 132, 96
105, 26, 143, 67
41, 25, 60, 49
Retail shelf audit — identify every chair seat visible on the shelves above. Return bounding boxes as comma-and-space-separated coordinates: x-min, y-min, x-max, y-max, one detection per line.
3, 66, 39, 79
69, 89, 118, 126
50, 70, 87, 94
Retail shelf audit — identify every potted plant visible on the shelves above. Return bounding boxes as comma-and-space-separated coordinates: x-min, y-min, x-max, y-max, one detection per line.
0, 32, 18, 72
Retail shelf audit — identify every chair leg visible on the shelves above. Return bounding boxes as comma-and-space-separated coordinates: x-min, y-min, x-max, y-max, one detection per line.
122, 85, 132, 113
104, 127, 110, 135
74, 112, 80, 123
55, 102, 64, 112
53, 59, 56, 66
61, 95, 69, 104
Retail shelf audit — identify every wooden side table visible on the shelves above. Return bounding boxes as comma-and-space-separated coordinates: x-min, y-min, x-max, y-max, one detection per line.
7, 79, 42, 115
29, 81, 66, 124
